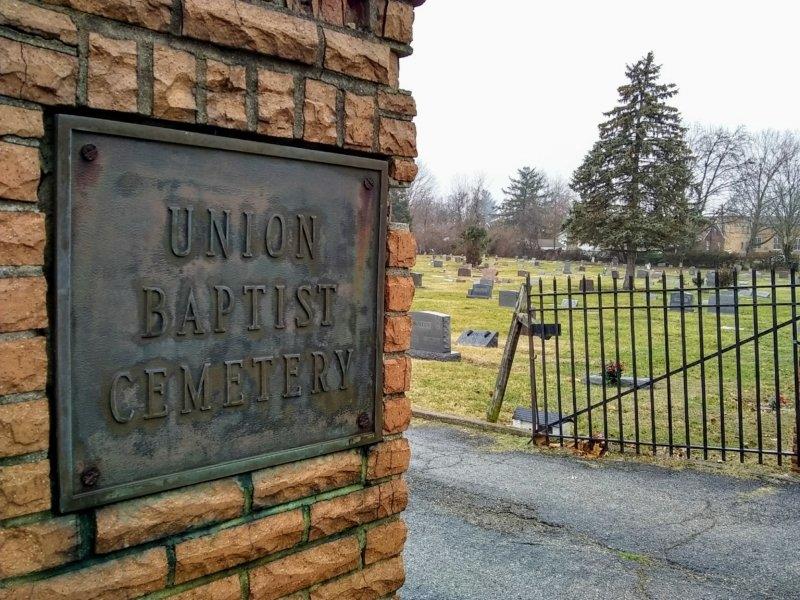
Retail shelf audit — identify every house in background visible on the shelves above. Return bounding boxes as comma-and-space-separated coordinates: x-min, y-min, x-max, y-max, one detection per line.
698, 214, 796, 256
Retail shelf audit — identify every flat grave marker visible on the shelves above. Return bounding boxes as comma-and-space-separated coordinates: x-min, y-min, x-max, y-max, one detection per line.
456, 329, 499, 348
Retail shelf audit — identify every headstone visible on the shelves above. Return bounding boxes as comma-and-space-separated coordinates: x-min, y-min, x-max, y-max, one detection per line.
578, 265, 586, 272
560, 298, 579, 309
482, 267, 499, 281
740, 288, 771, 299
706, 291, 737, 314
455, 256, 464, 263
456, 329, 499, 348
517, 270, 529, 277
511, 407, 574, 437
432, 259, 443, 268
411, 272, 423, 288
579, 279, 594, 292
650, 270, 663, 280
669, 291, 694, 311
563, 262, 572, 274
479, 277, 495, 286
611, 269, 620, 279
705, 272, 716, 287
467, 283, 493, 299
636, 269, 648, 279
445, 255, 452, 261
498, 290, 519, 308
777, 269, 790, 279
457, 267, 472, 277
409, 311, 461, 361
657, 262, 666, 267
533, 259, 540, 266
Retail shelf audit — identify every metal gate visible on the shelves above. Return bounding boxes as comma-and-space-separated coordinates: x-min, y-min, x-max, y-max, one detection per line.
518, 268, 800, 465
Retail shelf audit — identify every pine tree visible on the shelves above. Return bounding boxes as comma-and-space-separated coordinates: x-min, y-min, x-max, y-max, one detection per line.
565, 52, 694, 283
497, 166, 548, 255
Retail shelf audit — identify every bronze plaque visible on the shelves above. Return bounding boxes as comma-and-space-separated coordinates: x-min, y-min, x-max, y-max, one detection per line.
55, 115, 387, 511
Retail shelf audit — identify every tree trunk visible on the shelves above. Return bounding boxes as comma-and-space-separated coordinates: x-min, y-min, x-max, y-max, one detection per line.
624, 250, 637, 289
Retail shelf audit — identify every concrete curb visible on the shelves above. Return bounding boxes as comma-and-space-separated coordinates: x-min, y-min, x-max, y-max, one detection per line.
411, 408, 531, 438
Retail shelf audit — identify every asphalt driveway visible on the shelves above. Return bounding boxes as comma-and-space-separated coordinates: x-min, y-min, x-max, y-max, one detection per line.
403, 422, 800, 600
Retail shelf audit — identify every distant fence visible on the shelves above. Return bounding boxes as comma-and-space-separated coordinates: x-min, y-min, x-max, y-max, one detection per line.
523, 268, 799, 466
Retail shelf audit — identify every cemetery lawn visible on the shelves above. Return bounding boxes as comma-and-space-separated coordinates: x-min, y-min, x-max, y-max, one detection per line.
409, 255, 798, 465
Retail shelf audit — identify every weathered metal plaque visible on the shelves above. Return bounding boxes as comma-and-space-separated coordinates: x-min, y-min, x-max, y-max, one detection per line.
55, 115, 387, 511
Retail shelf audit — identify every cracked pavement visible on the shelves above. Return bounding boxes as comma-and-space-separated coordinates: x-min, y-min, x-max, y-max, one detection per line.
402, 423, 800, 599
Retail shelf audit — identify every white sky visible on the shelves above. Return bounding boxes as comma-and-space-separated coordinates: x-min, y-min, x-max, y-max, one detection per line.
400, 0, 800, 199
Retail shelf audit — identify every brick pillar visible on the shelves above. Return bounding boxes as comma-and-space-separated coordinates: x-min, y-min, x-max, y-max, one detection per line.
0, 0, 419, 597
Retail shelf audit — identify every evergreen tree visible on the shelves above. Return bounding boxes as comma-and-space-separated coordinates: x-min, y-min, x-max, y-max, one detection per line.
565, 52, 693, 283
389, 188, 412, 224
497, 166, 548, 255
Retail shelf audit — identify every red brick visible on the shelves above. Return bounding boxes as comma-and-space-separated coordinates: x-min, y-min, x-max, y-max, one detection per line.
0, 0, 77, 44
304, 79, 337, 145
378, 90, 416, 117
258, 69, 295, 138
0, 337, 47, 396
387, 227, 416, 268
0, 141, 40, 202
383, 356, 411, 395
0, 211, 45, 266
385, 275, 414, 312
366, 438, 411, 481
205, 59, 247, 130
384, 314, 411, 353
88, 34, 138, 112
383, 395, 411, 435
43, 0, 172, 32
0, 104, 44, 138
383, 1, 414, 43
324, 29, 391, 84
171, 575, 241, 600
389, 157, 418, 182
0, 277, 47, 333
365, 520, 407, 565
344, 91, 375, 150
153, 45, 197, 122
379, 117, 417, 157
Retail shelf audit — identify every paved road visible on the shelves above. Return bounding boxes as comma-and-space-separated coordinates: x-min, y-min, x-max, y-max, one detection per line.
403, 423, 800, 600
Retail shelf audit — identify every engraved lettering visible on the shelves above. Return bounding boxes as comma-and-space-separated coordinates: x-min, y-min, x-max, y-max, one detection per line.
252, 356, 273, 402
265, 214, 285, 257
311, 351, 330, 394
143, 287, 168, 338
206, 209, 231, 258
169, 206, 192, 257
214, 285, 233, 333
177, 288, 205, 336
144, 367, 168, 419
334, 349, 354, 390
109, 371, 134, 423
181, 363, 211, 413
296, 214, 317, 259
242, 211, 254, 258
274, 285, 286, 329
243, 285, 267, 331
283, 354, 301, 398
224, 360, 245, 407
318, 284, 337, 326
295, 285, 313, 327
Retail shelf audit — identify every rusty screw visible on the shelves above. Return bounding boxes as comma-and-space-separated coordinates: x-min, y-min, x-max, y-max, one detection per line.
80, 144, 98, 162
363, 177, 374, 191
357, 412, 372, 431
80, 466, 100, 488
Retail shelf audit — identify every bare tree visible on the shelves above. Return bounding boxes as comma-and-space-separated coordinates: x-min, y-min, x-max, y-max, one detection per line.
767, 134, 800, 264
728, 130, 794, 254
687, 125, 747, 212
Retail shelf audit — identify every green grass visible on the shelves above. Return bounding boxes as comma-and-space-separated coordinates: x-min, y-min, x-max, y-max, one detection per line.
409, 255, 799, 467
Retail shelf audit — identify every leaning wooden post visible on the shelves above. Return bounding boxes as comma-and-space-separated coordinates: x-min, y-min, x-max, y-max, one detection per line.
486, 283, 527, 422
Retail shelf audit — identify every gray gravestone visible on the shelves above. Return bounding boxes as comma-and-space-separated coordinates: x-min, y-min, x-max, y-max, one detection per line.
706, 291, 737, 314
479, 277, 495, 286
456, 329, 499, 347
411, 272, 423, 288
409, 311, 461, 361
467, 283, 493, 299
432, 259, 443, 268
517, 270, 529, 277
498, 290, 519, 308
578, 265, 586, 272
669, 291, 694, 311
563, 262, 572, 274
579, 279, 594, 292
457, 267, 472, 277
705, 272, 716, 287
636, 269, 648, 279
611, 270, 620, 279
560, 298, 579, 309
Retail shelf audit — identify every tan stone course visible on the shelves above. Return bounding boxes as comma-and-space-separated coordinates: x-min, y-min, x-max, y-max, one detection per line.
252, 450, 362, 509
0, 398, 49, 459
95, 478, 245, 553
0, 277, 47, 333
249, 536, 361, 600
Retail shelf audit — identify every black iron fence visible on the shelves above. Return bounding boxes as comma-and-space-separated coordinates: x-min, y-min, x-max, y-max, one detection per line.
523, 267, 800, 465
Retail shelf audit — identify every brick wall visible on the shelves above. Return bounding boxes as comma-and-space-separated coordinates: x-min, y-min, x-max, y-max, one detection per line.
0, 0, 417, 597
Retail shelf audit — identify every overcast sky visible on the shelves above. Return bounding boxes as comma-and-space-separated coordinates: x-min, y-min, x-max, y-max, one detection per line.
400, 0, 800, 199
